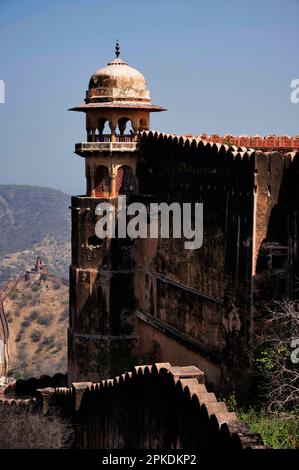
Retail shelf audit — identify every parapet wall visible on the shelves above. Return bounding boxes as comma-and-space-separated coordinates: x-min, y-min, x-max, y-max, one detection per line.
36, 363, 265, 449
2, 372, 67, 398
137, 131, 257, 394
196, 133, 299, 151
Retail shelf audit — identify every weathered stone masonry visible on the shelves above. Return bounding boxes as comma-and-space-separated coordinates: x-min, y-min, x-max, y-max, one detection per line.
67, 46, 299, 396
2, 363, 264, 449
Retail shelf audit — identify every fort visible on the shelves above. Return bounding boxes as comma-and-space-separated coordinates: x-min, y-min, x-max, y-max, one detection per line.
24, 257, 48, 282
1, 43, 298, 449
0, 364, 266, 449
68, 43, 299, 398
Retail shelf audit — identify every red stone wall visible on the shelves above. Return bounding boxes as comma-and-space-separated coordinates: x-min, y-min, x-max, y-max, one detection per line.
197, 133, 299, 151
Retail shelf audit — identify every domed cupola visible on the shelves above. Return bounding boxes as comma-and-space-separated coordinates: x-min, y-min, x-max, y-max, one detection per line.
87, 47, 151, 105
70, 40, 166, 127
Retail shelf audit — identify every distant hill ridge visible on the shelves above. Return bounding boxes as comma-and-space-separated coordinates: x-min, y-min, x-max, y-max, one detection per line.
0, 185, 71, 285
0, 184, 70, 254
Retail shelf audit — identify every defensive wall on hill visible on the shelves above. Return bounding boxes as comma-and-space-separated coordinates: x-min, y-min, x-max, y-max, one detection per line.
0, 363, 267, 449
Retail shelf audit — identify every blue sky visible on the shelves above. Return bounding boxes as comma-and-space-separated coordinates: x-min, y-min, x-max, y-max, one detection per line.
0, 0, 298, 194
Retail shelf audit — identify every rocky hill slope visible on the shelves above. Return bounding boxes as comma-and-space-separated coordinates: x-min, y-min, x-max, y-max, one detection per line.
0, 185, 71, 286
1, 273, 68, 379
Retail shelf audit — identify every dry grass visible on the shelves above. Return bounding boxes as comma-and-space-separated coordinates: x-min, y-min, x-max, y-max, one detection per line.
0, 405, 74, 449
2, 275, 68, 379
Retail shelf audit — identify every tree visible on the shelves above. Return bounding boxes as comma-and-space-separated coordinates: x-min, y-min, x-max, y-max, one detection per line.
253, 300, 299, 410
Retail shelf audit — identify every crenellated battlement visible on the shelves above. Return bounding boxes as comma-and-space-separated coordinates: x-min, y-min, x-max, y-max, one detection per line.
11, 363, 266, 449
143, 130, 299, 155
193, 132, 299, 151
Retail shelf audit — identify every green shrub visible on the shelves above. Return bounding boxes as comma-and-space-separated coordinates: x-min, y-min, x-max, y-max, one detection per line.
18, 299, 27, 308
9, 291, 18, 300
224, 392, 238, 412
21, 318, 31, 328
30, 330, 41, 343
37, 314, 53, 326
16, 332, 22, 342
7, 369, 23, 381
222, 391, 299, 449
59, 307, 68, 323
31, 282, 41, 292
239, 408, 299, 449
29, 310, 39, 321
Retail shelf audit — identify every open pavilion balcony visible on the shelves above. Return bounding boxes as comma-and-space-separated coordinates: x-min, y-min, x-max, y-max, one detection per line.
75, 134, 140, 155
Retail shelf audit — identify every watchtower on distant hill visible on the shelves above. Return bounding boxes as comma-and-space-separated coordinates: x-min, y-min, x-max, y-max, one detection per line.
25, 257, 48, 282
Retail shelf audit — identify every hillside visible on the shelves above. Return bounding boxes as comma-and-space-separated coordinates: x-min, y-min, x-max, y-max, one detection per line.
0, 185, 71, 285
1, 273, 68, 379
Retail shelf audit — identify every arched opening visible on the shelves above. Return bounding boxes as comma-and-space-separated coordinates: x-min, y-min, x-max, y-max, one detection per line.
116, 165, 136, 194
116, 118, 134, 141
95, 118, 110, 142
87, 234, 103, 248
94, 165, 111, 197
139, 118, 148, 131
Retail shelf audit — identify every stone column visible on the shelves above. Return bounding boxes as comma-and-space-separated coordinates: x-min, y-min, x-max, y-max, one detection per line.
72, 382, 92, 411
90, 166, 96, 198
36, 387, 55, 415
118, 119, 126, 135
109, 121, 116, 142
111, 166, 118, 197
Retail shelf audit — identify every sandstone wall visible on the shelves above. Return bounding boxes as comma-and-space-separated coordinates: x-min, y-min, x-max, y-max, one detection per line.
41, 363, 265, 449
131, 132, 256, 393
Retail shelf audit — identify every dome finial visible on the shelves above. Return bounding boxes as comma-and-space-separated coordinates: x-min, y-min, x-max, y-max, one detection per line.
115, 39, 120, 58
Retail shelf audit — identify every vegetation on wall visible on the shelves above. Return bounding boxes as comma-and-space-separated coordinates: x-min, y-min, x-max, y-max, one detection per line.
224, 300, 299, 449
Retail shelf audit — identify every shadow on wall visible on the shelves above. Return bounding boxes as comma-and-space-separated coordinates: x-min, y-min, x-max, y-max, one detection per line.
255, 153, 299, 302
43, 363, 266, 449
4, 373, 67, 398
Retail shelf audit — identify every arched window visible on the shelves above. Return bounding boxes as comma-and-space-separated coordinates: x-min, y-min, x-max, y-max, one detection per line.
87, 234, 103, 248
116, 165, 135, 194
95, 165, 111, 197
95, 118, 110, 142
116, 118, 135, 141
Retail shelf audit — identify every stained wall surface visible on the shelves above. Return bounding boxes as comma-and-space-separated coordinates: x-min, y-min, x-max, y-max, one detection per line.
69, 130, 299, 395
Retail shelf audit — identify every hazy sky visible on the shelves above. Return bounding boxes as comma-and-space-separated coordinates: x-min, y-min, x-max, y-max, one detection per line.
0, 0, 298, 194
